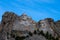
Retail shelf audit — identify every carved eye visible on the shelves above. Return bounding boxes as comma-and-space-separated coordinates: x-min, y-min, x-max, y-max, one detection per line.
3, 22, 6, 25
41, 23, 45, 26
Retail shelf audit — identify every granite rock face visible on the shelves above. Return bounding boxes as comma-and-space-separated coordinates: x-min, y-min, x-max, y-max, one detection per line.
12, 13, 36, 33
0, 12, 60, 40
38, 19, 54, 35
55, 20, 60, 37
0, 24, 1, 32
37, 18, 58, 37
1, 12, 18, 40
0, 12, 37, 40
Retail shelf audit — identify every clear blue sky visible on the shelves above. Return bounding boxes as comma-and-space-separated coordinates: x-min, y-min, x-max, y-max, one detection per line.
0, 0, 60, 21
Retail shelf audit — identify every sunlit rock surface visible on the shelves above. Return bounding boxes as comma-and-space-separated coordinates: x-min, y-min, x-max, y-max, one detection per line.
55, 20, 60, 37
13, 13, 36, 32
24, 35, 47, 40
0, 12, 60, 40
38, 19, 55, 37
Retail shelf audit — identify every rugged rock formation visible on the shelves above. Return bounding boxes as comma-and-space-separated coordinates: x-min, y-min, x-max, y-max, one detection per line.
55, 20, 60, 37
0, 22, 2, 32
0, 12, 37, 40
38, 19, 54, 35
12, 13, 36, 33
0, 12, 60, 40
37, 18, 58, 38
1, 12, 18, 40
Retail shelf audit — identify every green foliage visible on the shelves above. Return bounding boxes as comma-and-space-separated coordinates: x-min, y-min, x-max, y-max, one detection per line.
48, 34, 52, 40
15, 36, 26, 40
37, 29, 39, 32
28, 31, 33, 36
40, 30, 45, 36
26, 35, 29, 38
10, 33, 15, 38
44, 31, 59, 40
12, 29, 59, 40
55, 37, 59, 40
38, 31, 41, 35
37, 30, 59, 40
34, 30, 37, 34
45, 31, 49, 39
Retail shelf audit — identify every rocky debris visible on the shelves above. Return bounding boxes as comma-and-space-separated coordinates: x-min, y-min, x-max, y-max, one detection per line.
24, 35, 47, 40
11, 30, 29, 37
8, 38, 15, 40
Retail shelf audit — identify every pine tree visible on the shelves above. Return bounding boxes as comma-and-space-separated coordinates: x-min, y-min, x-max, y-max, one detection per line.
45, 31, 49, 39
55, 37, 59, 40
15, 36, 26, 40
28, 32, 33, 36
40, 30, 45, 36
38, 31, 41, 35
34, 30, 37, 34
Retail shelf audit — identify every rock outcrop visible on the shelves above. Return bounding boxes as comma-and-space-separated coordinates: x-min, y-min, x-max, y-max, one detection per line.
1, 12, 18, 40
12, 13, 36, 33
55, 20, 60, 37
37, 18, 58, 37
0, 12, 37, 40
0, 12, 60, 40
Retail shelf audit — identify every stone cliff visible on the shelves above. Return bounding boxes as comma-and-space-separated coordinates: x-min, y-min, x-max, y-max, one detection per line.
0, 12, 60, 40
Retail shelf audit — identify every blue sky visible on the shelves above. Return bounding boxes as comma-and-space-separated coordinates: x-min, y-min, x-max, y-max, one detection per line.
0, 0, 60, 21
